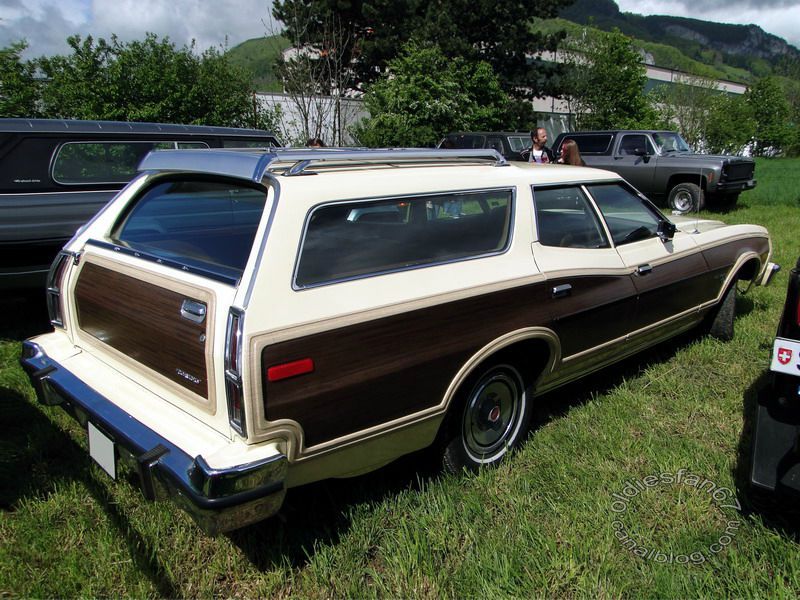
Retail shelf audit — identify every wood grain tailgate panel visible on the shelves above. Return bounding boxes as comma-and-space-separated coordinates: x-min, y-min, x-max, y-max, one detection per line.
75, 262, 209, 398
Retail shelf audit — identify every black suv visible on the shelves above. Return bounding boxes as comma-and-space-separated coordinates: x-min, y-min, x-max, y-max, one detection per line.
439, 132, 532, 161
0, 119, 279, 290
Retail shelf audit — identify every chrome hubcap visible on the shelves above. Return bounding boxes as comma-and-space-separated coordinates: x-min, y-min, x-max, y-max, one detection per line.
672, 191, 693, 213
463, 369, 523, 458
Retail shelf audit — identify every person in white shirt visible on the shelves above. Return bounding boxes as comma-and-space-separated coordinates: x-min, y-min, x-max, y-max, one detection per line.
528, 127, 555, 164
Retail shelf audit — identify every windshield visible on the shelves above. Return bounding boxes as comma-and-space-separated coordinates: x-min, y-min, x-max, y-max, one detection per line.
652, 132, 691, 154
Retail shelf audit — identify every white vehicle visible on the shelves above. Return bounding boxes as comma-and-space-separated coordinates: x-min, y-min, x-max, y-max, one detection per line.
21, 148, 777, 534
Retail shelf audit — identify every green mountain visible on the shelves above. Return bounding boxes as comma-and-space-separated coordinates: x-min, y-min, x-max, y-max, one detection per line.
226, 34, 289, 92
558, 0, 800, 83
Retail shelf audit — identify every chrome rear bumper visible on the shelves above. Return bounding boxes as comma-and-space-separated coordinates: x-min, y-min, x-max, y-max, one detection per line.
20, 340, 287, 535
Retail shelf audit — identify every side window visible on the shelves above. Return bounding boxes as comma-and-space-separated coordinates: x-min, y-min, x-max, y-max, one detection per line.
53, 142, 156, 184
617, 134, 654, 156
567, 134, 613, 154
508, 136, 531, 152
533, 186, 609, 249
295, 189, 513, 287
586, 183, 661, 245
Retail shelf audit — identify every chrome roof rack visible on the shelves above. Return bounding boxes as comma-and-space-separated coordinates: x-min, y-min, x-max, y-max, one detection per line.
138, 147, 508, 183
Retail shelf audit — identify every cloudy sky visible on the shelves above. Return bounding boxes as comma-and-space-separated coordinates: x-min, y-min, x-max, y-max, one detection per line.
616, 0, 800, 47
0, 0, 280, 57
1, 0, 799, 58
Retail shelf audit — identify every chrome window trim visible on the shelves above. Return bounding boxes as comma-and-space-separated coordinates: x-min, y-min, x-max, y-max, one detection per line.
290, 186, 517, 291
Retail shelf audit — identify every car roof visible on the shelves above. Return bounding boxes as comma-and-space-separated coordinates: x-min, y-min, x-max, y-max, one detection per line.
0, 118, 276, 138
137, 147, 621, 191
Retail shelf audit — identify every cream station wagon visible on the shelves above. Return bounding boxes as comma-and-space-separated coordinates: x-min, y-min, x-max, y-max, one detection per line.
21, 148, 778, 534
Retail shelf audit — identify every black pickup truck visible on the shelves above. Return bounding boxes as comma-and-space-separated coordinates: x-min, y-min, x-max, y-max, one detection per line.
552, 130, 757, 214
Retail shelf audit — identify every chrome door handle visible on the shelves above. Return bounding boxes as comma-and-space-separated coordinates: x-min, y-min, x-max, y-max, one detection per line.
552, 283, 572, 298
180, 299, 207, 324
636, 264, 653, 276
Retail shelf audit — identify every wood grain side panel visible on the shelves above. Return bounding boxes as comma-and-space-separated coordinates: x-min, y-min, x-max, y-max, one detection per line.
262, 275, 635, 446
75, 262, 209, 398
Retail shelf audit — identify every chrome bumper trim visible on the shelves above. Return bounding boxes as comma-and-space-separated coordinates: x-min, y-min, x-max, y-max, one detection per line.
20, 340, 287, 535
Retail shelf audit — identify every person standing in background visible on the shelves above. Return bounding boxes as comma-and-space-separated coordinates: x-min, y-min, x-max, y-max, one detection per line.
528, 127, 555, 164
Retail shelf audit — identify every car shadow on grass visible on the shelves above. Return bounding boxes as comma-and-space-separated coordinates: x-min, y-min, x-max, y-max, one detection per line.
734, 372, 800, 539
0, 289, 51, 341
229, 445, 440, 570
0, 386, 183, 597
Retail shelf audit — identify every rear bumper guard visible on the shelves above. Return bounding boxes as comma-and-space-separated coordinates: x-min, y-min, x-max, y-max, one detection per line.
20, 340, 287, 535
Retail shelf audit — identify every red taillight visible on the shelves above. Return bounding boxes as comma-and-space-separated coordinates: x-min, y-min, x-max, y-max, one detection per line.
225, 309, 246, 437
267, 358, 315, 382
46, 252, 72, 327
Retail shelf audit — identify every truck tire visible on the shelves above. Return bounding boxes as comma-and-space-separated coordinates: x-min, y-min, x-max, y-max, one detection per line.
668, 183, 705, 214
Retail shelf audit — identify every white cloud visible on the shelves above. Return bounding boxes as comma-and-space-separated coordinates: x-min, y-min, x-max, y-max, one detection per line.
0, 0, 276, 57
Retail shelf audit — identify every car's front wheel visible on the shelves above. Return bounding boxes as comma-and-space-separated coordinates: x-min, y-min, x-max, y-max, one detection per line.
668, 182, 705, 214
442, 363, 532, 473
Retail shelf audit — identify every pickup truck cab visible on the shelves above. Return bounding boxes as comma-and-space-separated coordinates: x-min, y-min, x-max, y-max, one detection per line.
552, 130, 757, 214
0, 118, 279, 290
20, 148, 776, 534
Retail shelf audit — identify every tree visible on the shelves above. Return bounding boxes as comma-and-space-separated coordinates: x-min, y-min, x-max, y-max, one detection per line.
272, 0, 572, 98
561, 29, 656, 130
36, 34, 269, 128
353, 42, 508, 147
704, 94, 755, 155
650, 75, 719, 150
746, 76, 792, 156
0, 42, 39, 117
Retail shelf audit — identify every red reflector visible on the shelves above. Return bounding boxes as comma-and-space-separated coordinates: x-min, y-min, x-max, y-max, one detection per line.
267, 358, 314, 382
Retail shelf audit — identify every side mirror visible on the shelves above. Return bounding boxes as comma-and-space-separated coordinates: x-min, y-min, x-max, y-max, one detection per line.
658, 220, 676, 242
633, 147, 648, 157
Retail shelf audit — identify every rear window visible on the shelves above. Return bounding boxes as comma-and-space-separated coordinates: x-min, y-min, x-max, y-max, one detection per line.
565, 134, 613, 154
295, 189, 513, 287
112, 178, 267, 280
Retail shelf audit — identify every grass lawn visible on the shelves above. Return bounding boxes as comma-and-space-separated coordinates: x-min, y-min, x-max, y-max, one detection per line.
2, 158, 800, 597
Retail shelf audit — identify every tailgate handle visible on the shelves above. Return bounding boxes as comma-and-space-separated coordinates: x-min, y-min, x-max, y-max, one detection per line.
180, 299, 207, 324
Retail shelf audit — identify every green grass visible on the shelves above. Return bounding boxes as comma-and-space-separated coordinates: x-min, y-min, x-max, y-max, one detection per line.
2, 158, 800, 596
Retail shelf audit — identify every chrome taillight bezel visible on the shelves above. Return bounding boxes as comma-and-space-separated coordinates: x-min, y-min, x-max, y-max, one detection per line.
224, 307, 246, 437
46, 251, 76, 328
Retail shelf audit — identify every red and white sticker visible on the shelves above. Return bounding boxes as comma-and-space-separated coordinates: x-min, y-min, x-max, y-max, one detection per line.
771, 338, 800, 375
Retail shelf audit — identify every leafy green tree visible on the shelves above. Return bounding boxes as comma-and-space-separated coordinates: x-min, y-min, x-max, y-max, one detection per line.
272, 0, 571, 98
561, 29, 657, 130
37, 34, 267, 128
704, 93, 755, 155
0, 41, 40, 117
746, 76, 792, 156
353, 42, 508, 147
650, 75, 719, 150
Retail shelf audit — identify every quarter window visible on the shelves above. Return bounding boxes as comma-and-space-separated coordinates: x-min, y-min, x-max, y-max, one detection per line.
533, 186, 609, 249
295, 190, 513, 287
586, 183, 661, 245
566, 134, 613, 154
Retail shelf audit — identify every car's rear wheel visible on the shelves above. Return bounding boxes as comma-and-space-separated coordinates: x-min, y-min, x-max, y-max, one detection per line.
442, 363, 532, 473
668, 182, 705, 214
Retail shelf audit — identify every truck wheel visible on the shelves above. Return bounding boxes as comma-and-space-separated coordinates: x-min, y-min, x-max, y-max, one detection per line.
668, 183, 705, 214
442, 363, 532, 473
